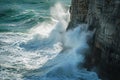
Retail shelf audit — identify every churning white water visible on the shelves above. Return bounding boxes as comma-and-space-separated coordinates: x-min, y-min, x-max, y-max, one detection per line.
0, 3, 99, 80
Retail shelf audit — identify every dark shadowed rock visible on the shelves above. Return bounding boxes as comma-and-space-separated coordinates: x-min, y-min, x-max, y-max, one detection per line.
67, 0, 120, 80
67, 0, 89, 30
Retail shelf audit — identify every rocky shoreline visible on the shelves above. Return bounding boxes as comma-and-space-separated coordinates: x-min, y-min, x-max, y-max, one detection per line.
67, 0, 120, 80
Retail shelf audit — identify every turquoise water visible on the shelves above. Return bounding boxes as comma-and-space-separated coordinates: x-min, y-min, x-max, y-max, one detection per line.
0, 0, 70, 32
0, 0, 100, 80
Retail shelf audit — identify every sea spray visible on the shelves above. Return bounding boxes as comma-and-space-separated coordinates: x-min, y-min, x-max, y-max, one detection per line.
23, 3, 99, 80
0, 2, 99, 80
23, 23, 99, 80
20, 3, 69, 50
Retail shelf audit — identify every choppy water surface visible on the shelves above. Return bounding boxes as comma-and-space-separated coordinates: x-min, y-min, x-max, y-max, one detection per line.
0, 0, 100, 80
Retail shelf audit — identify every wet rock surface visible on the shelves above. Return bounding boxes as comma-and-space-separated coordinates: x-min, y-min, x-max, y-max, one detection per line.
67, 0, 120, 80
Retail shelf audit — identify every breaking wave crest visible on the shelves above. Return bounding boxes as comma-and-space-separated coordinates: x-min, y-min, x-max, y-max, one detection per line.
0, 2, 99, 80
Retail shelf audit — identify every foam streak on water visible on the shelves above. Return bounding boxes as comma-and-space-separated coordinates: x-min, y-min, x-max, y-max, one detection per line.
0, 2, 99, 80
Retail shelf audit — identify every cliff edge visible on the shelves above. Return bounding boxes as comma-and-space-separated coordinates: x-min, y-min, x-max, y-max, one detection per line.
67, 0, 120, 80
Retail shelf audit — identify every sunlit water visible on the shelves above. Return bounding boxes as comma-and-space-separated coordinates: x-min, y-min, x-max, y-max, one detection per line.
0, 1, 100, 80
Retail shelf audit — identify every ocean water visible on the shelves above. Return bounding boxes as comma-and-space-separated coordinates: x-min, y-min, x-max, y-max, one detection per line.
0, 0, 100, 80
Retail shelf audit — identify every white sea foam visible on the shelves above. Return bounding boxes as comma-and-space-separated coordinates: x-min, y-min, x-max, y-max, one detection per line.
0, 2, 99, 80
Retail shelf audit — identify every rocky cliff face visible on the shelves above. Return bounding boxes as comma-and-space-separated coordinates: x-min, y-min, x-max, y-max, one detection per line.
67, 0, 120, 80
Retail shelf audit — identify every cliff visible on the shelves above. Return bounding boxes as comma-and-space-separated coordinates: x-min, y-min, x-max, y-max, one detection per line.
67, 0, 120, 80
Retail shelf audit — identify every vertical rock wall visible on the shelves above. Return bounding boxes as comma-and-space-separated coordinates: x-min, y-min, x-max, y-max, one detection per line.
67, 0, 89, 30
67, 0, 120, 80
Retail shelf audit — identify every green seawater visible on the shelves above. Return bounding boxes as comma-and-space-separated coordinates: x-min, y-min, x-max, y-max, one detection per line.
0, 0, 100, 80
0, 0, 71, 32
